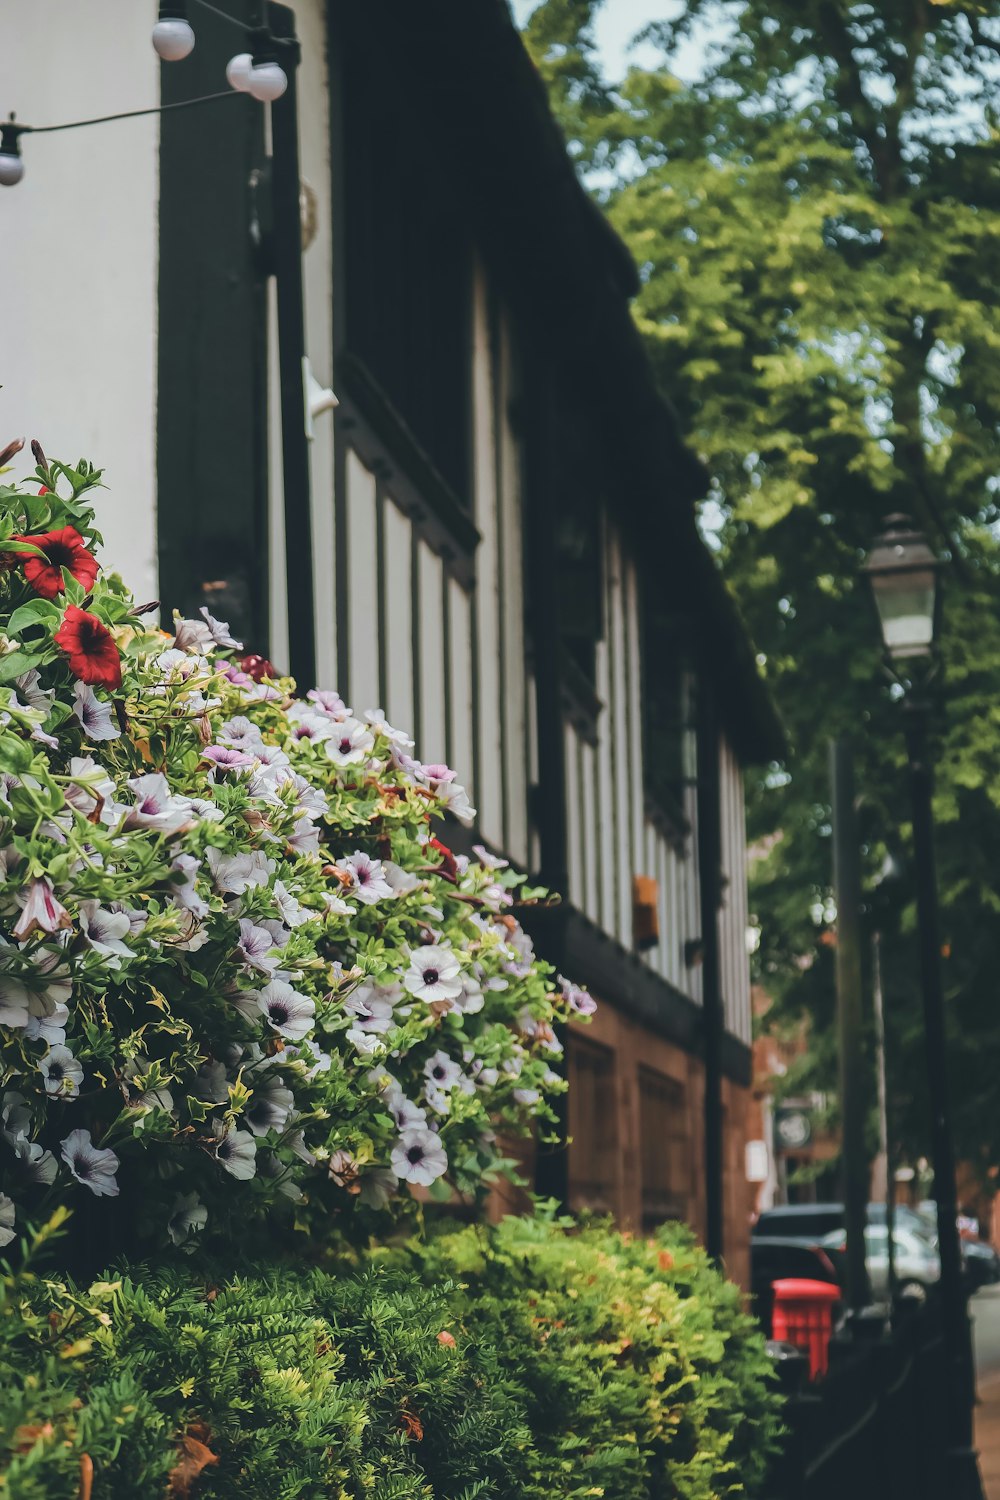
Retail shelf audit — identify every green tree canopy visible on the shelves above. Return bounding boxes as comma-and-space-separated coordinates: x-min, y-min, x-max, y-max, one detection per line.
521, 0, 1000, 1170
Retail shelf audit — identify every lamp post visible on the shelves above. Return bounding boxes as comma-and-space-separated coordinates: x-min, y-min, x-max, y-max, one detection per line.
863, 515, 982, 1498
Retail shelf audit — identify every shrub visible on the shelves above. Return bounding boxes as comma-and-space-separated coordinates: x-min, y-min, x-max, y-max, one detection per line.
398, 1213, 784, 1500
0, 450, 591, 1253
0, 1236, 535, 1498
0, 1217, 781, 1500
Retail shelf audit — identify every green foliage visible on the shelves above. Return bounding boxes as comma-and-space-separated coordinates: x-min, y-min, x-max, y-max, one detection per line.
519, 1, 1000, 1170
393, 1213, 783, 1500
0, 1215, 780, 1499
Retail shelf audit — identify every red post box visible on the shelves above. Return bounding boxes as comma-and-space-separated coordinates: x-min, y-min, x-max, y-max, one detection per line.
770, 1278, 841, 1379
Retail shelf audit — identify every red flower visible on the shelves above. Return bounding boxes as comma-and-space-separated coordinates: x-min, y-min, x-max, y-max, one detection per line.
12, 526, 98, 600
429, 838, 458, 883
54, 605, 122, 690
240, 652, 275, 683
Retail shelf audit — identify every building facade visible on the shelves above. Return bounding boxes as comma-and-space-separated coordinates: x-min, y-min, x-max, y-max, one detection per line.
2, 0, 781, 1283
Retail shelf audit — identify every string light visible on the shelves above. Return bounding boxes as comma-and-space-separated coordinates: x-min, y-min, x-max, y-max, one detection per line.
226, 52, 254, 91
1, 3, 297, 190
0, 120, 24, 187
152, 3, 196, 62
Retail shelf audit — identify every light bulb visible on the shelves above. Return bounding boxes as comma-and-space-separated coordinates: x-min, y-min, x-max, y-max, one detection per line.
247, 61, 288, 102
152, 18, 195, 60
226, 52, 254, 92
0, 152, 23, 187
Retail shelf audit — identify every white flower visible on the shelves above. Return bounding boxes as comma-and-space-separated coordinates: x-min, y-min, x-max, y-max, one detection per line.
287, 707, 335, 745
0, 949, 31, 1029
322, 890, 353, 917
386, 1089, 427, 1133
473, 844, 509, 871
11, 1136, 56, 1186
306, 688, 349, 718
0, 1193, 15, 1248
290, 774, 328, 819
253, 979, 315, 1041
391, 1128, 448, 1187
64, 756, 122, 823
273, 879, 309, 929
403, 944, 463, 1004
215, 1127, 257, 1179
219, 715, 264, 750
452, 977, 485, 1015
235, 918, 278, 974
362, 708, 414, 748
340, 852, 393, 906
13, 878, 71, 941
346, 1026, 384, 1059
358, 1166, 399, 1209
169, 853, 208, 918
200, 606, 242, 650
167, 1191, 208, 1246
286, 819, 321, 856
172, 611, 215, 652
125, 773, 192, 835
72, 682, 120, 741
60, 1129, 120, 1197
436, 779, 476, 824
423, 1049, 463, 1093
79, 901, 133, 960
345, 984, 396, 1034
15, 669, 53, 715
39, 1044, 84, 1097
206, 848, 274, 895
324, 717, 375, 766
244, 1079, 295, 1136
382, 862, 420, 897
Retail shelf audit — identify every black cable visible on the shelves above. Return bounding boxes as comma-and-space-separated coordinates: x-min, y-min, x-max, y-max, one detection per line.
10, 90, 242, 139
190, 0, 247, 33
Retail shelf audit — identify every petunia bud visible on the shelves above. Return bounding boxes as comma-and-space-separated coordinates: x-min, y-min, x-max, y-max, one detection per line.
0, 437, 24, 468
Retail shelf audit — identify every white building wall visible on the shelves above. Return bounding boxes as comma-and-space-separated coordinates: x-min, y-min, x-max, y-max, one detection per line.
562, 517, 706, 1009
0, 3, 160, 603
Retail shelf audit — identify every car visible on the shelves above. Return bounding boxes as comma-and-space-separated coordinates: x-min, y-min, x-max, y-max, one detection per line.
752, 1204, 847, 1240
821, 1224, 941, 1301
962, 1238, 1000, 1290
750, 1236, 843, 1333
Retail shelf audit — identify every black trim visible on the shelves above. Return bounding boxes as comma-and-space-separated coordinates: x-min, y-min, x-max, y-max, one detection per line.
268, 3, 316, 690
156, 0, 269, 653
697, 691, 725, 1261
364, 1, 784, 766
560, 648, 603, 745
336, 352, 480, 581
527, 904, 752, 1088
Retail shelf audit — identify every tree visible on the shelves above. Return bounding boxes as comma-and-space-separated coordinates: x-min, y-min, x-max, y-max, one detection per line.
520, 0, 1000, 1170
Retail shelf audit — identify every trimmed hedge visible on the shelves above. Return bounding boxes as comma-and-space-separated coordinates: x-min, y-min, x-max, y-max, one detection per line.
0, 1217, 782, 1499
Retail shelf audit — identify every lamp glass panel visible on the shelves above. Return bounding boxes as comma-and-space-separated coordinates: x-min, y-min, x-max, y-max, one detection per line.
872, 568, 936, 658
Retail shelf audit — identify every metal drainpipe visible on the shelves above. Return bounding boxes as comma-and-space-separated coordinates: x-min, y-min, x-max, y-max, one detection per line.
697, 681, 724, 1263
525, 365, 569, 1208
268, 3, 317, 690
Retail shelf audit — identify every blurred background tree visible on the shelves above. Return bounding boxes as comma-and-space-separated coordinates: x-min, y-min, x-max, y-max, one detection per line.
519, 0, 1000, 1173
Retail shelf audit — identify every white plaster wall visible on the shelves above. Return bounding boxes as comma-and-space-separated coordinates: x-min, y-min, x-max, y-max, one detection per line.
0, 4, 159, 603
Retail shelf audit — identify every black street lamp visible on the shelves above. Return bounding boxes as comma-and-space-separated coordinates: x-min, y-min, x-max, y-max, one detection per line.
864, 514, 982, 1498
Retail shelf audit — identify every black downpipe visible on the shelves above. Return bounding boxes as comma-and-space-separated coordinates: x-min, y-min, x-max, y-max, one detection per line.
525, 364, 570, 1208
269, 4, 316, 690
697, 683, 724, 1263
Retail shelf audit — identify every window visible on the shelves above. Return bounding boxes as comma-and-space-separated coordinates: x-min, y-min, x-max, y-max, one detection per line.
638, 1068, 690, 1229
567, 1037, 619, 1215
337, 2, 473, 506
